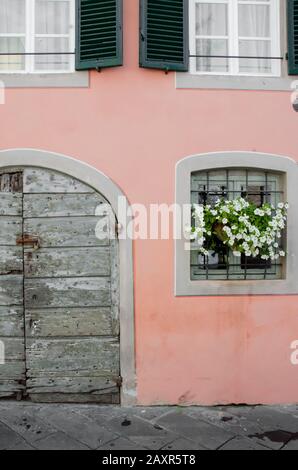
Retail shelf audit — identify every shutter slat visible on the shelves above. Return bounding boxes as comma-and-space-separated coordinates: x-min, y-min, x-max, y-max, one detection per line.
288, 0, 298, 74
140, 0, 189, 71
76, 0, 123, 70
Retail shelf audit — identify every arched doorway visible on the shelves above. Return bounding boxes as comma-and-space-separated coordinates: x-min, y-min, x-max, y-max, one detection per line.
0, 150, 135, 406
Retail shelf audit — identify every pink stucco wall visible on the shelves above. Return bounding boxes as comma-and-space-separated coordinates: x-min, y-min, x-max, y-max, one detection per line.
1, 1, 298, 405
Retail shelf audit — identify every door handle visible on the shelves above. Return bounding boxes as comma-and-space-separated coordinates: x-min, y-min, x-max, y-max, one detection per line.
16, 234, 40, 250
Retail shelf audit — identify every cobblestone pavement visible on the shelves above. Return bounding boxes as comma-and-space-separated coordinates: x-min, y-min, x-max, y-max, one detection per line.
0, 401, 298, 450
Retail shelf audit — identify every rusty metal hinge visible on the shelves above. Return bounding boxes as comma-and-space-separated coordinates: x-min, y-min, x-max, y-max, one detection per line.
16, 234, 40, 250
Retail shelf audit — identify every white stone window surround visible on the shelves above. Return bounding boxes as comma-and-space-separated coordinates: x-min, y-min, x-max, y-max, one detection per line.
175, 152, 298, 296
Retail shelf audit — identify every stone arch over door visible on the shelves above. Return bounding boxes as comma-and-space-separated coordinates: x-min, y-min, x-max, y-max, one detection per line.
0, 149, 135, 406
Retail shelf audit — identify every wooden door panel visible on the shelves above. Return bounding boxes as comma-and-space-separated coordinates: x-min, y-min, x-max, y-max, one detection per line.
24, 247, 110, 278
23, 217, 110, 247
0, 338, 25, 398
26, 376, 119, 395
23, 193, 107, 217
25, 307, 113, 337
25, 277, 111, 309
0, 218, 22, 246
0, 247, 23, 274
0, 193, 22, 216
23, 168, 93, 194
0, 275, 23, 307
0, 307, 24, 336
26, 337, 119, 375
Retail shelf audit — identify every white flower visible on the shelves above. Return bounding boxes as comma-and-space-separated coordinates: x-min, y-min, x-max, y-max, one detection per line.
279, 250, 285, 257
210, 209, 217, 216
278, 202, 284, 209
273, 242, 279, 248
222, 218, 228, 225
254, 208, 264, 216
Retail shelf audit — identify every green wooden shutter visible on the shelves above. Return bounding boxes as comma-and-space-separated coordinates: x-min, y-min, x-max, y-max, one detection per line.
76, 0, 123, 70
140, 0, 189, 72
288, 0, 298, 75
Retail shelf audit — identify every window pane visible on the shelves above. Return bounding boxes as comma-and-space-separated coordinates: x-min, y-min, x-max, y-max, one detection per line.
35, 0, 70, 34
196, 3, 228, 36
196, 39, 228, 72
0, 0, 25, 34
35, 37, 70, 71
239, 4, 270, 38
190, 168, 284, 281
0, 37, 25, 71
239, 40, 271, 74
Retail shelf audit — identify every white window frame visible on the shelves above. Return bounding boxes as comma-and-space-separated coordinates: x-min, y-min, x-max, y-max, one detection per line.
189, 0, 281, 77
0, 0, 75, 74
175, 152, 298, 296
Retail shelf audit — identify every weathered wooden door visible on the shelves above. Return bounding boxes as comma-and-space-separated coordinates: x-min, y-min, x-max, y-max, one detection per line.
0, 168, 120, 403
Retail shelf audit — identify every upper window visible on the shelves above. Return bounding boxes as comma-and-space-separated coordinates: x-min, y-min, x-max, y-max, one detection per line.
189, 0, 281, 77
0, 0, 75, 73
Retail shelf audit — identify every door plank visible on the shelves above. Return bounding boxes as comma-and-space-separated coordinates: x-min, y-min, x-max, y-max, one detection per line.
23, 168, 93, 194
26, 337, 119, 375
0, 275, 23, 306
0, 337, 25, 361
24, 277, 111, 308
29, 393, 120, 403
0, 193, 22, 216
26, 376, 118, 394
25, 307, 113, 337
0, 307, 24, 336
23, 193, 107, 217
0, 361, 25, 379
24, 217, 110, 247
24, 247, 110, 278
0, 217, 22, 246
0, 247, 23, 274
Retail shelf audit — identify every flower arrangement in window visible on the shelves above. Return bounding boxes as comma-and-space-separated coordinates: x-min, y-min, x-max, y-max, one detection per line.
187, 198, 288, 262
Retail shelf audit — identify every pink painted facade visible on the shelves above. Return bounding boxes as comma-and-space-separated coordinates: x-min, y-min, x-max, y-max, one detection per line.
1, 1, 298, 405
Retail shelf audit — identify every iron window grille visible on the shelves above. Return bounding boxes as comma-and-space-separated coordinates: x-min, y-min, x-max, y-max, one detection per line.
190, 168, 285, 281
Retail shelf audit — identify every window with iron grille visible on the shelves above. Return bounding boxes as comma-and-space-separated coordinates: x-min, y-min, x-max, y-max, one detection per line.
190, 168, 285, 281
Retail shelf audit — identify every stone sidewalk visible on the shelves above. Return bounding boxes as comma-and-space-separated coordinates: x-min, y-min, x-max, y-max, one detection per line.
0, 401, 298, 450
